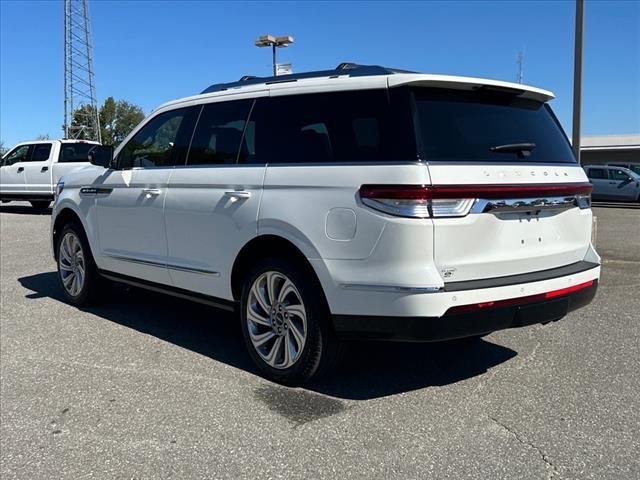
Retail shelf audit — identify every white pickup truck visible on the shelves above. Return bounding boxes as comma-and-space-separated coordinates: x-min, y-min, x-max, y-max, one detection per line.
0, 139, 99, 209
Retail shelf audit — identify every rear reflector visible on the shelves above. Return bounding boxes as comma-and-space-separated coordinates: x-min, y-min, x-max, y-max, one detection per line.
446, 280, 595, 314
358, 183, 592, 218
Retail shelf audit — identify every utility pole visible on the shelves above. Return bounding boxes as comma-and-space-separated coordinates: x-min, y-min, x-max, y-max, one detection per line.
572, 0, 584, 163
64, 0, 101, 142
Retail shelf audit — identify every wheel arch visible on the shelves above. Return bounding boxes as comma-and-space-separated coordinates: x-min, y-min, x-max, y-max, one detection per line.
230, 234, 327, 303
52, 207, 88, 260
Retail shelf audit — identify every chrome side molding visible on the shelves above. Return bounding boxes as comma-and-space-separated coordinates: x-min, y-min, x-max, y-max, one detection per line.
80, 186, 113, 196
104, 253, 220, 276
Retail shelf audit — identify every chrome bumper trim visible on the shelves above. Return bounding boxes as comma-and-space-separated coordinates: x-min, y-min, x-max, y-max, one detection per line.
340, 284, 443, 294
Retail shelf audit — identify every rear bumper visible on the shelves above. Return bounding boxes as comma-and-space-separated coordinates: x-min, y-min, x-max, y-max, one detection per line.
332, 279, 598, 342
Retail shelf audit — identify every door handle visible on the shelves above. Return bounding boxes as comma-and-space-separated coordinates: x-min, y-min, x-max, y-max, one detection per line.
224, 190, 251, 202
142, 188, 162, 198
41, 166, 49, 172
17, 166, 24, 173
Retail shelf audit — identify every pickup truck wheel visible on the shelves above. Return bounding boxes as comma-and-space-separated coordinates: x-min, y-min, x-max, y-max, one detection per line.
30, 200, 51, 209
240, 258, 338, 385
56, 223, 102, 305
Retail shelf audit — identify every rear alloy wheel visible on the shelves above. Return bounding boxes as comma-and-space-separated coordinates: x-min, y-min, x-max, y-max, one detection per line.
30, 200, 51, 209
240, 258, 338, 384
56, 223, 103, 305
247, 271, 308, 369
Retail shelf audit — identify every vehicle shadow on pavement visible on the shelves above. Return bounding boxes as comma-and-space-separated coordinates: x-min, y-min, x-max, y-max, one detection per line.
18, 271, 517, 401
0, 205, 52, 215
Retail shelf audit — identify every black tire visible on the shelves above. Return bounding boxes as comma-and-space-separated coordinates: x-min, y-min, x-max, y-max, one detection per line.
55, 222, 103, 306
30, 200, 51, 209
240, 257, 339, 385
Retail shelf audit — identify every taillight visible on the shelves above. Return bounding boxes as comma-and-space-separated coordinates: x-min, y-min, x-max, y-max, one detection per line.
359, 185, 475, 218
358, 183, 592, 218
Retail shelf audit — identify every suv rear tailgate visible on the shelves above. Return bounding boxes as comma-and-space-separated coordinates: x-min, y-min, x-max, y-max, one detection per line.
428, 163, 593, 283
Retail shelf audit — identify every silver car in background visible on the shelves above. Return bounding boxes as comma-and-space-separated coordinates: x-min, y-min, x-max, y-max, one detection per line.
584, 165, 640, 202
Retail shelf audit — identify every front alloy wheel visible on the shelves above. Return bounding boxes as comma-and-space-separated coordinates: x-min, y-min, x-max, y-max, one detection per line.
247, 271, 308, 369
58, 232, 86, 297
56, 222, 103, 305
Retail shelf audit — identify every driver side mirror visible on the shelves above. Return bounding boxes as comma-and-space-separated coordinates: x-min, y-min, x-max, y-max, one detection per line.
88, 145, 114, 168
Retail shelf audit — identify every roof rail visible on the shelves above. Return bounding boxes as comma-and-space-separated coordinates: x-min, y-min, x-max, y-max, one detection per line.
200, 63, 416, 94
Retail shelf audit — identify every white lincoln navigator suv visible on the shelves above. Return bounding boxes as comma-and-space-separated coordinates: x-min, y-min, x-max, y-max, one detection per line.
51, 64, 600, 384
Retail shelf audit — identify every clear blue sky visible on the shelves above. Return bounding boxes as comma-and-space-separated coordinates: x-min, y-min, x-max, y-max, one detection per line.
1, 0, 639, 147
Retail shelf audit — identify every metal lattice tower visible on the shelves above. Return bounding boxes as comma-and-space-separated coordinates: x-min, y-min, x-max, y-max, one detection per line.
516, 50, 525, 84
64, 0, 101, 142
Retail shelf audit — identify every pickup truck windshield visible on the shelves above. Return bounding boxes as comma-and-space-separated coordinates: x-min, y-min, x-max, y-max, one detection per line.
412, 87, 576, 163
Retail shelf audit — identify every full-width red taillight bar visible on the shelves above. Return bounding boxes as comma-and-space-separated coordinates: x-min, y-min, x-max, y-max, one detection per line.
446, 280, 596, 315
359, 183, 593, 200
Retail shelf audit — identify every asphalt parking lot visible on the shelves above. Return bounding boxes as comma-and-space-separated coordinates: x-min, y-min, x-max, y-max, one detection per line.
1, 202, 639, 479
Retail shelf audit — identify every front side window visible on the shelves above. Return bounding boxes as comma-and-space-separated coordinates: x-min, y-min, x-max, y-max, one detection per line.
32, 143, 52, 162
609, 169, 632, 181
187, 100, 253, 166
3, 145, 31, 165
587, 168, 606, 179
118, 109, 187, 168
413, 87, 576, 163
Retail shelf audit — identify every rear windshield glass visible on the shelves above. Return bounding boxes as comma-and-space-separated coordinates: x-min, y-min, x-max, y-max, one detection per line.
413, 87, 575, 163
58, 143, 96, 162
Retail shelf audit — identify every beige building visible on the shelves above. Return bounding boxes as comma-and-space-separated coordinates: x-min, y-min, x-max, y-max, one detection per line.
580, 134, 640, 166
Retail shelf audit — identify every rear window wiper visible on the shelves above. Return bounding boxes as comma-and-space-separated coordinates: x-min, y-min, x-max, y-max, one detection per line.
490, 142, 536, 158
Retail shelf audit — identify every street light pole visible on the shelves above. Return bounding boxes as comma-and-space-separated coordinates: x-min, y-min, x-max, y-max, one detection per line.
272, 44, 276, 76
572, 0, 584, 163
255, 34, 294, 76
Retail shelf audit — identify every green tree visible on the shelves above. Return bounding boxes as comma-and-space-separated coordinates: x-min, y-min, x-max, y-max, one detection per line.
99, 97, 145, 146
0, 140, 7, 157
70, 98, 145, 146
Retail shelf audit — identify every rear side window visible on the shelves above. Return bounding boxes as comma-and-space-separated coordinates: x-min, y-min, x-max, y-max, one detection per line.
32, 143, 52, 162
118, 108, 188, 168
59, 143, 97, 162
587, 168, 606, 179
257, 90, 414, 164
187, 99, 253, 165
413, 87, 576, 163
